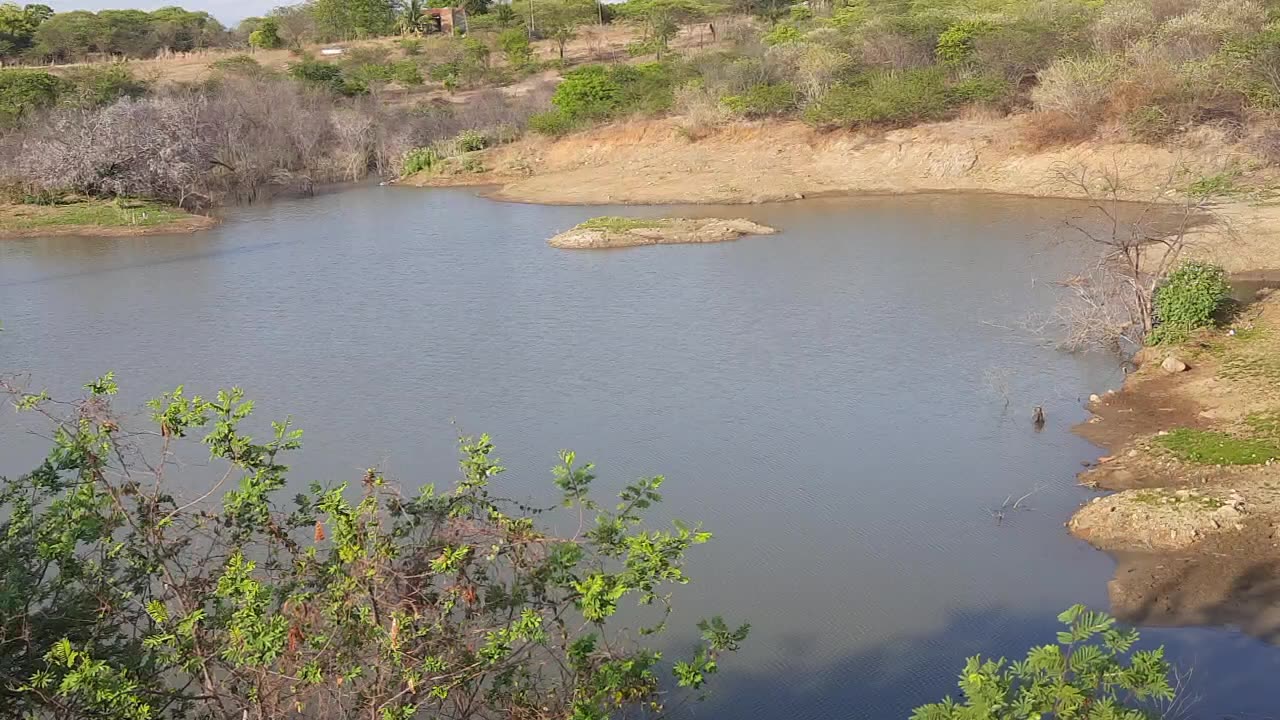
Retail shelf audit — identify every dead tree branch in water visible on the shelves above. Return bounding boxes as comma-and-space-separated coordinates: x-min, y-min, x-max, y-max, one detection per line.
988, 484, 1045, 525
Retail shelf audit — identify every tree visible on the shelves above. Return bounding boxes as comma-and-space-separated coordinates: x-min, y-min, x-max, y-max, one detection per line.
912, 605, 1175, 719
0, 377, 748, 719
541, 0, 594, 59
311, 0, 396, 39
271, 4, 316, 49
0, 3, 51, 61
616, 0, 709, 58
397, 0, 428, 35
498, 27, 531, 65
248, 16, 283, 48
30, 10, 102, 62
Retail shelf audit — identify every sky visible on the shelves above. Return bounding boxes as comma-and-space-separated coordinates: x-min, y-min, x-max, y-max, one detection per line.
41, 0, 272, 23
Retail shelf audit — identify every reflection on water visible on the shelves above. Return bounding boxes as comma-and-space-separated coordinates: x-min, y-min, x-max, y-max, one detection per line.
2, 187, 1276, 718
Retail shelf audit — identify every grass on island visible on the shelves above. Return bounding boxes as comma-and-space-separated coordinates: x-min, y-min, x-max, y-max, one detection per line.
1154, 427, 1280, 466
576, 216, 668, 232
0, 198, 191, 232
1131, 489, 1228, 511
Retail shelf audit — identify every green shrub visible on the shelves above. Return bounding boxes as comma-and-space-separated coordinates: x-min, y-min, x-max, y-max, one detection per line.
552, 64, 623, 119
60, 65, 148, 107
0, 69, 65, 125
455, 128, 489, 151
498, 28, 533, 66
805, 68, 950, 127
210, 54, 266, 77
398, 37, 423, 55
391, 59, 424, 85
429, 61, 462, 82
1149, 260, 1231, 344
1126, 104, 1175, 141
626, 39, 661, 57
402, 146, 442, 175
935, 19, 993, 67
288, 59, 367, 96
947, 75, 1012, 106
912, 605, 1174, 719
528, 108, 579, 135
763, 23, 803, 46
721, 82, 798, 117
613, 62, 681, 115
463, 37, 491, 68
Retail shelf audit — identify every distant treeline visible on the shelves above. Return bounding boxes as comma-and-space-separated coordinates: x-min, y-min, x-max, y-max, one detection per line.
0, 0, 506, 64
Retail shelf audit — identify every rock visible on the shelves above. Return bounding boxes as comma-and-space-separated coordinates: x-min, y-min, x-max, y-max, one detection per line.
1161, 356, 1189, 373
1089, 394, 1101, 403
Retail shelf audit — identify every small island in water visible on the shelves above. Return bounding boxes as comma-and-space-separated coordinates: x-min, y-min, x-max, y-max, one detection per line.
548, 216, 777, 249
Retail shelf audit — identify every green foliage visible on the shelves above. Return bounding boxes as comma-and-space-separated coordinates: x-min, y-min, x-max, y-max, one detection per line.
1149, 261, 1231, 344
463, 36, 491, 67
27, 5, 226, 63
721, 82, 798, 117
455, 128, 488, 151
399, 37, 422, 55
936, 19, 993, 67
1155, 427, 1280, 465
805, 68, 951, 127
310, 0, 396, 40
402, 146, 442, 175
1126, 104, 1174, 142
947, 75, 1012, 106
0, 381, 747, 718
763, 22, 803, 46
210, 53, 266, 77
0, 2, 51, 61
552, 64, 622, 119
288, 58, 367, 96
912, 605, 1174, 719
528, 108, 578, 135
0, 68, 63, 125
60, 64, 148, 107
248, 16, 282, 48
498, 27, 532, 66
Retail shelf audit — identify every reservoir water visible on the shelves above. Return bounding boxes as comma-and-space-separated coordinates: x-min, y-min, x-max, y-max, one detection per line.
3, 186, 1278, 717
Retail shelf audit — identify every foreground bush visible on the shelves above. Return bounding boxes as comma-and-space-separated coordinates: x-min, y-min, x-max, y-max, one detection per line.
804, 67, 951, 127
1150, 260, 1231, 343
0, 378, 747, 719
0, 69, 65, 126
912, 605, 1174, 719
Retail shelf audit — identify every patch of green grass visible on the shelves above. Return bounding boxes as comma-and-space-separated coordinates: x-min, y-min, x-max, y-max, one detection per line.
576, 216, 667, 232
1154, 427, 1280, 465
1132, 489, 1227, 510
0, 199, 189, 231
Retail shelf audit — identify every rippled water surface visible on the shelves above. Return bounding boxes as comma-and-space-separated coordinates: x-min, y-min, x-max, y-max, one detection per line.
3, 187, 1278, 718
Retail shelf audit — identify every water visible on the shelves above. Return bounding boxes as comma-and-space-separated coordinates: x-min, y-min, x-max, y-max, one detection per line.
2, 187, 1278, 718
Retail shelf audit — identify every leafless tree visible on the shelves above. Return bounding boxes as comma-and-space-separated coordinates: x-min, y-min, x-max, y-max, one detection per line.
1047, 159, 1232, 352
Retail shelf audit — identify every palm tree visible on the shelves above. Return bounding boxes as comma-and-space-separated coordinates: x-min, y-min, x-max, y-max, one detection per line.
397, 0, 428, 35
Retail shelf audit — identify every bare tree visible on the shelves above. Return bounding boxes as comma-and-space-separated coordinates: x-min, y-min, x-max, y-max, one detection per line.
1047, 159, 1232, 352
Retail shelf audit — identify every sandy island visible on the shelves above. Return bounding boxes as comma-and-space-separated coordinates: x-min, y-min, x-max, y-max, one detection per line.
548, 216, 776, 249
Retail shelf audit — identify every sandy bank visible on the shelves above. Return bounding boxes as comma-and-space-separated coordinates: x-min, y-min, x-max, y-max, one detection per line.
1068, 294, 1280, 640
406, 115, 1280, 271
548, 217, 776, 249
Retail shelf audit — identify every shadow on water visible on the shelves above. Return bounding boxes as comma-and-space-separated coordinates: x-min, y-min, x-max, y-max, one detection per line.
689, 605, 1280, 720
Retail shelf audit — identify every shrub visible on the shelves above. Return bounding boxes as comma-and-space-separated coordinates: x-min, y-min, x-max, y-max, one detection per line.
0, 382, 748, 718
612, 62, 681, 115
399, 37, 423, 55
210, 54, 267, 77
763, 23, 803, 46
463, 37, 491, 68
1149, 260, 1231, 343
1126, 104, 1176, 141
935, 19, 993, 67
912, 605, 1174, 719
721, 82, 798, 117
402, 146, 441, 175
391, 59, 424, 85
498, 28, 533, 66
1031, 55, 1122, 121
804, 67, 950, 127
455, 128, 489, 151
289, 59, 367, 96
1092, 0, 1155, 54
528, 108, 578, 135
948, 75, 1013, 107
765, 42, 851, 104
0, 69, 65, 126
552, 64, 622, 119
60, 65, 149, 108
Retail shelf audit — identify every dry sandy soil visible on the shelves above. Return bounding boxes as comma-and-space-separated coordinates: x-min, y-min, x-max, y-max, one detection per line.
411, 115, 1280, 272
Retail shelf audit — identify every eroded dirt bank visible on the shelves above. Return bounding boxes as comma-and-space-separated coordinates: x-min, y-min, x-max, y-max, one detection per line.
1069, 294, 1280, 641
407, 115, 1280, 271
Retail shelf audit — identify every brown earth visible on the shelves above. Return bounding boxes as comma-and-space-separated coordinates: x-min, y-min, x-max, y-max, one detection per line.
410, 115, 1280, 271
1068, 294, 1280, 641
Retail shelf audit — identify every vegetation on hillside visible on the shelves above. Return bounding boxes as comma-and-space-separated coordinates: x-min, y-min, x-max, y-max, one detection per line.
0, 376, 748, 718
